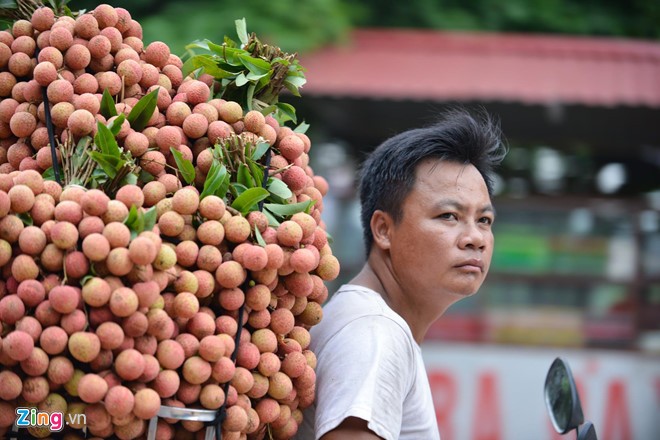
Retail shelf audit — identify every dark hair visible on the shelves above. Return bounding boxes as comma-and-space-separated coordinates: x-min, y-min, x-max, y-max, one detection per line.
358, 107, 507, 254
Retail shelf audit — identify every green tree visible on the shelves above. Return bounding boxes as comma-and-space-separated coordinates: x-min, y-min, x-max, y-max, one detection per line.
13, 0, 658, 57
74, 0, 351, 56
348, 0, 660, 40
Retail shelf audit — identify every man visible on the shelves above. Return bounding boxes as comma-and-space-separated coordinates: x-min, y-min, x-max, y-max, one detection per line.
296, 108, 507, 440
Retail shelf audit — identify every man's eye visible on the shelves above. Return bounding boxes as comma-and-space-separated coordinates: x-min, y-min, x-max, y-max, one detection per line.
438, 213, 456, 220
479, 217, 493, 225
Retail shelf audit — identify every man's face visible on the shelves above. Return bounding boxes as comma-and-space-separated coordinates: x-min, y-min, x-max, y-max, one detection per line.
387, 159, 495, 304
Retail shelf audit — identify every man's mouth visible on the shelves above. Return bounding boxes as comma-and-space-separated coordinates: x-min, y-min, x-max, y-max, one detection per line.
455, 258, 484, 272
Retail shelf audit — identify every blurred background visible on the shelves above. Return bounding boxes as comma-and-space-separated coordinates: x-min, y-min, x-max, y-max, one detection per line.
74, 1, 660, 438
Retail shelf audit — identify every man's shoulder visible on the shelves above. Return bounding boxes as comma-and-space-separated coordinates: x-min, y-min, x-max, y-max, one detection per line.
324, 284, 384, 313
310, 284, 415, 355
315, 284, 398, 329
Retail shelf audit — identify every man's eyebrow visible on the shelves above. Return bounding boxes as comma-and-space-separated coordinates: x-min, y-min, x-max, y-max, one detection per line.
434, 199, 496, 215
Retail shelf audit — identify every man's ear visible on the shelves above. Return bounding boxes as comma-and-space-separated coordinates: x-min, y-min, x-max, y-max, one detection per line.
370, 210, 393, 251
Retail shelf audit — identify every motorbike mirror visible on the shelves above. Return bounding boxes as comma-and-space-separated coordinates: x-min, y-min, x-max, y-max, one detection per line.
577, 421, 598, 440
544, 357, 584, 434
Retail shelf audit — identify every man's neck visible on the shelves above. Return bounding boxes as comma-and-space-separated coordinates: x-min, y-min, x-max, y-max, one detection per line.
350, 256, 447, 344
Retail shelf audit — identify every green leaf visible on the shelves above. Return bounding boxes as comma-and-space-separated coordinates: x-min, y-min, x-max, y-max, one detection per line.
94, 121, 120, 157
235, 72, 249, 87
138, 169, 154, 184
191, 54, 235, 79
80, 275, 94, 286
252, 142, 270, 161
267, 178, 293, 199
265, 193, 287, 205
185, 39, 210, 52
42, 167, 55, 181
285, 75, 307, 89
245, 83, 257, 111
237, 163, 254, 188
283, 80, 302, 97
230, 183, 248, 197
324, 229, 334, 245
17, 212, 33, 226
169, 147, 195, 184
210, 44, 244, 66
294, 121, 310, 134
283, 66, 306, 97
222, 35, 239, 49
216, 61, 246, 75
248, 160, 264, 188
272, 57, 291, 66
246, 71, 269, 82
124, 205, 139, 228
106, 113, 126, 137
72, 136, 92, 170
200, 161, 226, 200
122, 173, 138, 186
90, 168, 109, 184
260, 104, 277, 117
88, 151, 123, 178
127, 88, 158, 131
124, 205, 144, 240
213, 143, 224, 159
235, 18, 249, 47
181, 57, 200, 78
263, 200, 314, 217
253, 225, 266, 247
255, 75, 270, 94
231, 187, 269, 215
123, 205, 158, 239
238, 53, 271, 76
216, 172, 231, 199
276, 102, 297, 124
263, 208, 281, 227
206, 41, 226, 56
143, 207, 158, 232
207, 41, 229, 56
100, 89, 117, 119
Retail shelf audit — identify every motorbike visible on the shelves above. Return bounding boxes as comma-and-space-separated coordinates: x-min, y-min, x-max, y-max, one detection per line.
544, 357, 598, 440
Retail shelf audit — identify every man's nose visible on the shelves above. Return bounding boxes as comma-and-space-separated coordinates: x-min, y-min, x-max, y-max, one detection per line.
458, 221, 486, 250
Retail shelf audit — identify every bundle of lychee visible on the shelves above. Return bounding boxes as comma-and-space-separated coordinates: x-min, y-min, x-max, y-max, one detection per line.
0, 168, 337, 440
0, 2, 307, 187
0, 3, 338, 440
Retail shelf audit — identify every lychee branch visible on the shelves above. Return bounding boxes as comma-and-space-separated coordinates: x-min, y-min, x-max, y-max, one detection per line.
0, 0, 39, 22
184, 19, 306, 125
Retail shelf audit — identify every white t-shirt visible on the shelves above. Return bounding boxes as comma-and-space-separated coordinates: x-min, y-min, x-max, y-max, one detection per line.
295, 284, 441, 440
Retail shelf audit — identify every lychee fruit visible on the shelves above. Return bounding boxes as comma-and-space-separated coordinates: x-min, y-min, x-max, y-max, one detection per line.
144, 41, 170, 69
67, 109, 95, 138
68, 331, 101, 363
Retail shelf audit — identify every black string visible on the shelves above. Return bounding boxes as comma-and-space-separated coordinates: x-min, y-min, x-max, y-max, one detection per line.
33, 47, 61, 185
258, 147, 272, 212
211, 146, 272, 440
212, 304, 244, 440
